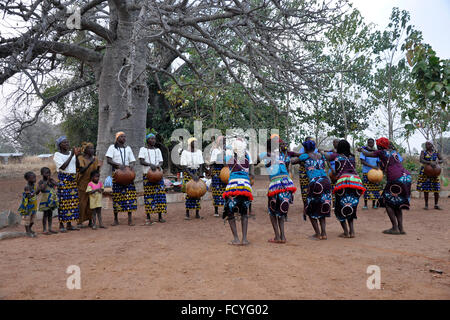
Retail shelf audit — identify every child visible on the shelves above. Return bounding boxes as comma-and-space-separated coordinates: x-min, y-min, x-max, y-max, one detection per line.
18, 171, 40, 238
38, 167, 59, 234
86, 170, 106, 229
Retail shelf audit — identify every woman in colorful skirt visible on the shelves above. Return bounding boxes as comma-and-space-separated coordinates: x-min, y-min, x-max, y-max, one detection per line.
105, 132, 138, 226
360, 138, 382, 209
180, 137, 204, 220
323, 139, 340, 206
38, 167, 59, 234
223, 138, 254, 246
417, 141, 444, 210
77, 142, 101, 228
139, 132, 167, 225
293, 140, 332, 240
298, 137, 318, 208
260, 136, 297, 243
53, 136, 81, 232
209, 136, 227, 217
322, 140, 366, 238
359, 137, 412, 235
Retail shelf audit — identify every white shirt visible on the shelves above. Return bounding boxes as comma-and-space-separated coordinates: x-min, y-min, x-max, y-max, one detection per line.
210, 148, 225, 164
138, 147, 163, 173
54, 152, 77, 174
105, 145, 136, 166
180, 149, 204, 169
224, 148, 253, 164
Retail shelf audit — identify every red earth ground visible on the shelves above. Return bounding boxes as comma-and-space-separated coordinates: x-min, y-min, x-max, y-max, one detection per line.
0, 176, 449, 299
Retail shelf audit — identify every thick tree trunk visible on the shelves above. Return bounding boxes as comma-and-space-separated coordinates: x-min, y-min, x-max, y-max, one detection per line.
96, 15, 148, 187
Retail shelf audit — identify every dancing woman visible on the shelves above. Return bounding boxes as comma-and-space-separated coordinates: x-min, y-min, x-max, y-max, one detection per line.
321, 140, 366, 238
298, 137, 317, 207
292, 140, 332, 240
359, 137, 412, 235
259, 136, 297, 243
222, 138, 254, 245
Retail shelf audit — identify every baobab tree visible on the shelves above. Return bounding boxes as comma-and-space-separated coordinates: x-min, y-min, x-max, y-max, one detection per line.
0, 0, 348, 177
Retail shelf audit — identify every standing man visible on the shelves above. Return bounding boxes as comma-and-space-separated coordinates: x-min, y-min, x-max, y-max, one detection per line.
360, 138, 382, 209
106, 132, 138, 226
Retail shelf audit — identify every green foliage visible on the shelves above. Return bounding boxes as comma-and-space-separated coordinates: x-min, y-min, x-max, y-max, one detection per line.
402, 155, 420, 173
402, 40, 450, 148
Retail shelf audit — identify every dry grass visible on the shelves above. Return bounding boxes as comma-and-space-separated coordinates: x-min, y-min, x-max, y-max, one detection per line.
0, 156, 56, 179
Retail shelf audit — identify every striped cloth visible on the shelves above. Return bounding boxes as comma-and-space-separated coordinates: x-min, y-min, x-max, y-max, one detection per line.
57, 172, 80, 222
223, 178, 253, 201
267, 175, 297, 197
333, 175, 366, 195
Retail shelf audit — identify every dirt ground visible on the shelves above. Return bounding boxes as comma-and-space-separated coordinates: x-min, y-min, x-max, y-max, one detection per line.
0, 176, 449, 300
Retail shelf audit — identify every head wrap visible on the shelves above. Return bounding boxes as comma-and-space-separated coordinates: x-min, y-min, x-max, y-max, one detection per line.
146, 133, 156, 141
376, 137, 390, 150
81, 142, 94, 154
270, 133, 280, 140
55, 136, 67, 150
187, 137, 197, 146
115, 131, 125, 142
302, 140, 316, 152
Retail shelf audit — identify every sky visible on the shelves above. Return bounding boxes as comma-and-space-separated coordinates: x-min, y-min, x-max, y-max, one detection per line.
351, 0, 450, 59
350, 0, 450, 152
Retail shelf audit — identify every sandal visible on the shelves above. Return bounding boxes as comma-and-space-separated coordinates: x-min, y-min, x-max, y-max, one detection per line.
111, 221, 119, 226
158, 218, 166, 223
382, 229, 400, 235
338, 233, 350, 238
268, 238, 281, 244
